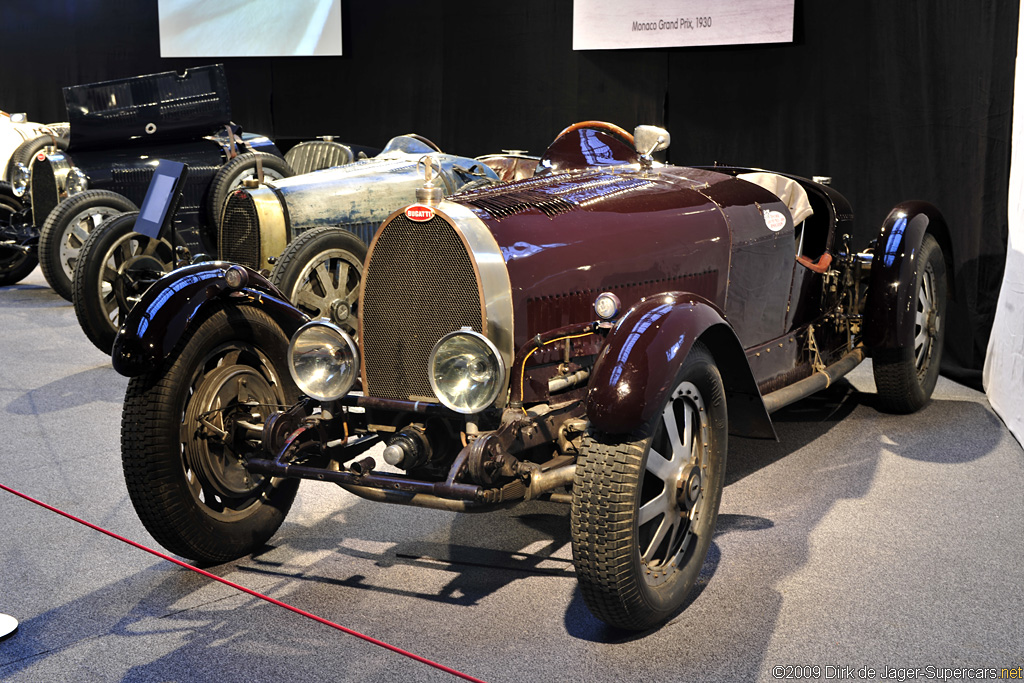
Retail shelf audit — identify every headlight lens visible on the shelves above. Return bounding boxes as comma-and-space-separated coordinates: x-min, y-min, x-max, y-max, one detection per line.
65, 166, 88, 197
287, 321, 358, 402
11, 162, 29, 197
429, 329, 505, 414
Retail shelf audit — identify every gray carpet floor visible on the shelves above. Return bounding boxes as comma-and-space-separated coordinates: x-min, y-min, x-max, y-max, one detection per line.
1, 266, 1022, 682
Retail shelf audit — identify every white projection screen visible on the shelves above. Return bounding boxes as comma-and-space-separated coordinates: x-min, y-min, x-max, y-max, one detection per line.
573, 0, 794, 50
158, 0, 342, 58
983, 5, 1024, 447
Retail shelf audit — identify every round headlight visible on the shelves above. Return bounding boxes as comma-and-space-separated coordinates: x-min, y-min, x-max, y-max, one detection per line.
65, 166, 88, 197
594, 292, 621, 320
428, 329, 505, 414
287, 321, 358, 402
11, 162, 29, 197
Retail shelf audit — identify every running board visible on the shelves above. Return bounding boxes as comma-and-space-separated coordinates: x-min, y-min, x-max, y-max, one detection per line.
761, 347, 866, 414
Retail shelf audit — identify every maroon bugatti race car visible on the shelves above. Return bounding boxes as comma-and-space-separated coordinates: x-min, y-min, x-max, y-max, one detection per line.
111, 121, 949, 631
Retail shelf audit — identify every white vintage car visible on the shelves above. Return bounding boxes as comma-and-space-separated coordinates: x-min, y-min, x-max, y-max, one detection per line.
0, 110, 65, 181
1, 110, 67, 286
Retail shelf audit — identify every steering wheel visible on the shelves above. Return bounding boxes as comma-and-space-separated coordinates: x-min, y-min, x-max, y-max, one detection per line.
550, 121, 634, 148
402, 133, 443, 153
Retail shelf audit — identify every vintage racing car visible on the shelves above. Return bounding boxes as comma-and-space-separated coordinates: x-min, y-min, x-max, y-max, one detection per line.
72, 133, 499, 351
1, 64, 293, 300
0, 111, 67, 286
112, 121, 950, 630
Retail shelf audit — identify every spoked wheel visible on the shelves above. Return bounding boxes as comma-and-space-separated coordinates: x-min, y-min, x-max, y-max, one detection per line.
571, 341, 727, 631
38, 189, 137, 300
122, 306, 299, 563
0, 181, 37, 286
73, 211, 175, 353
872, 233, 947, 413
206, 152, 294, 232
268, 226, 366, 335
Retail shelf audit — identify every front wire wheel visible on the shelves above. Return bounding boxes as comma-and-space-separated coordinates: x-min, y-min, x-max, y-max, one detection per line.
571, 341, 727, 630
122, 306, 299, 563
73, 211, 175, 353
0, 181, 36, 286
268, 226, 366, 336
38, 189, 138, 300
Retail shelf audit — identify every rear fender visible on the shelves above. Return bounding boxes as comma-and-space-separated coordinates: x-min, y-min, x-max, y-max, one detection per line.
863, 201, 951, 350
111, 262, 309, 377
586, 293, 775, 439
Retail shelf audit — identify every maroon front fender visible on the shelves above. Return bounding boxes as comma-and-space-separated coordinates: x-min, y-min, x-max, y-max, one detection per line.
586, 293, 775, 438
111, 263, 309, 377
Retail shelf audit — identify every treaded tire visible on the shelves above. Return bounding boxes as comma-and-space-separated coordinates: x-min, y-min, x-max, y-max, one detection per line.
268, 226, 366, 335
121, 305, 299, 563
206, 152, 294, 233
872, 233, 947, 413
73, 211, 174, 353
38, 189, 137, 300
571, 341, 727, 630
0, 181, 37, 286
4, 133, 68, 182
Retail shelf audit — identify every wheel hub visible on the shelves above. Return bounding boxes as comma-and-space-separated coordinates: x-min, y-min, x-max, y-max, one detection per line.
329, 298, 351, 325
678, 465, 703, 512
184, 363, 277, 500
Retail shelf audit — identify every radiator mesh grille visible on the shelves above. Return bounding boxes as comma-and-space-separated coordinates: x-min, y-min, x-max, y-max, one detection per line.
219, 191, 261, 269
30, 160, 58, 226
361, 213, 483, 401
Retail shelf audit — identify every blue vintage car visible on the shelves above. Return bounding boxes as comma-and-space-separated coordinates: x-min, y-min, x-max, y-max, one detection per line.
72, 132, 504, 351
8, 65, 292, 302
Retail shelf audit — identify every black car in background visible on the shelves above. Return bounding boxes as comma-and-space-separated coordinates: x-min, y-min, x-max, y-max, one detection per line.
2, 64, 295, 299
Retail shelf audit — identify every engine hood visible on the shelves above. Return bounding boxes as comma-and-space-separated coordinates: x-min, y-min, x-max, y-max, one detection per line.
446, 165, 734, 345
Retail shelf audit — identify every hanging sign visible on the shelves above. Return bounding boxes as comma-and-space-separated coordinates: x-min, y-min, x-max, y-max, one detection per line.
573, 0, 795, 50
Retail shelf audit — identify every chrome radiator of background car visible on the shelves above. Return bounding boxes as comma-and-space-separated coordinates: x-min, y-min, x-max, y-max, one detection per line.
219, 191, 262, 270
360, 212, 484, 401
29, 158, 59, 225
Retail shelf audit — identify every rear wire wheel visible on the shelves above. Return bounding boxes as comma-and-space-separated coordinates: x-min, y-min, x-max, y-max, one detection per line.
121, 306, 299, 563
571, 341, 727, 630
872, 233, 947, 413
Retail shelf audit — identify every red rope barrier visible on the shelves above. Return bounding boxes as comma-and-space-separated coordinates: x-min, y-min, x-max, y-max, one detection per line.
0, 482, 488, 683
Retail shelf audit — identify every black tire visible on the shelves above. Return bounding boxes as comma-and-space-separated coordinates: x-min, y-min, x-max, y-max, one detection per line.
571, 341, 727, 630
206, 152, 294, 233
38, 189, 137, 301
122, 305, 300, 563
73, 211, 175, 353
268, 226, 366, 336
0, 182, 37, 286
872, 233, 947, 413
4, 133, 68, 182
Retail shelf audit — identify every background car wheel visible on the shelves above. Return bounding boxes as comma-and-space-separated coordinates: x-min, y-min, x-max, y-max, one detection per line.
3, 133, 68, 182
872, 233, 947, 413
0, 181, 37, 286
571, 341, 727, 631
268, 226, 366, 335
206, 152, 294, 232
73, 211, 175, 353
121, 305, 299, 563
37, 189, 137, 300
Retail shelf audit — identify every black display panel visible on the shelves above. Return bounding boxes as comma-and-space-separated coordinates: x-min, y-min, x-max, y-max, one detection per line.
134, 160, 188, 240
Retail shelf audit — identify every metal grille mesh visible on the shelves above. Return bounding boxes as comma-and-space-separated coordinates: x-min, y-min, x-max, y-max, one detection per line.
219, 191, 261, 269
361, 214, 483, 401
30, 160, 57, 226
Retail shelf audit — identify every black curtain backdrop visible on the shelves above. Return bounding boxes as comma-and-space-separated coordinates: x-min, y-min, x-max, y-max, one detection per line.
0, 0, 1016, 387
